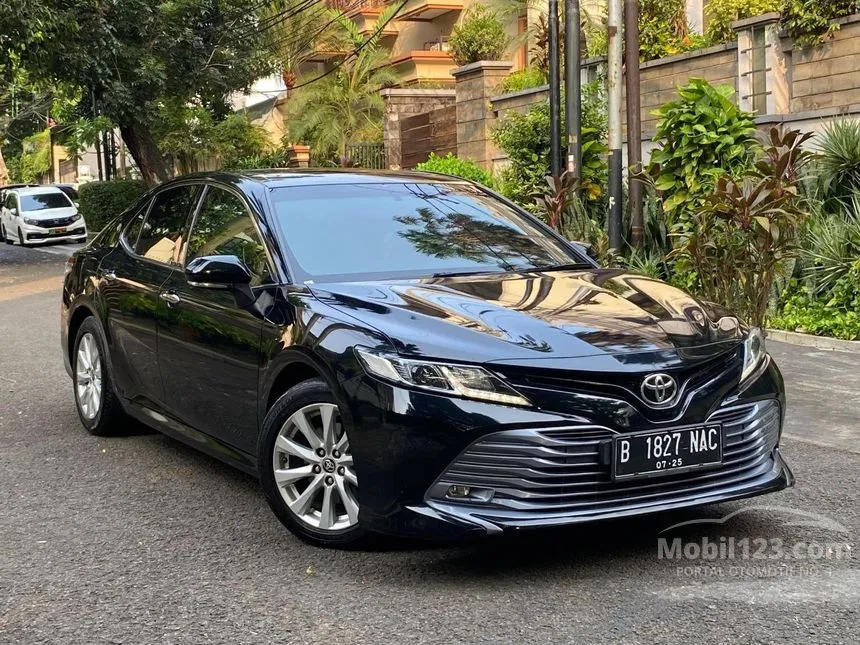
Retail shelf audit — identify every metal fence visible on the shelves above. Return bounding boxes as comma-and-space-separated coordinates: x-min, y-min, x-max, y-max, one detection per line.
346, 142, 386, 170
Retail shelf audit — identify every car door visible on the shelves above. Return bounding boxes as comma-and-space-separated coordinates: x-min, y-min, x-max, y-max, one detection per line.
156, 184, 271, 453
98, 184, 202, 408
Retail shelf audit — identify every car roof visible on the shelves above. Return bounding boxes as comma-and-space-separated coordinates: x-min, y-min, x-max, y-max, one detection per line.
187, 168, 469, 189
9, 185, 67, 196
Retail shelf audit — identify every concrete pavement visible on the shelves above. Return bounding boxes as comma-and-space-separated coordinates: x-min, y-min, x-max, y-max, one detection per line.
0, 243, 857, 644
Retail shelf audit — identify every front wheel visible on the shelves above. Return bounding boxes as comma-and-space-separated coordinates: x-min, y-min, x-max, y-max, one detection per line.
72, 318, 127, 435
258, 379, 366, 548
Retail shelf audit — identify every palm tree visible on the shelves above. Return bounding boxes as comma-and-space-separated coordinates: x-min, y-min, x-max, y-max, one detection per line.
286, 3, 401, 166
264, 0, 328, 90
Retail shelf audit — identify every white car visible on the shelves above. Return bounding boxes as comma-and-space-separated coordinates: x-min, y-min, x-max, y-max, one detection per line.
1, 186, 87, 246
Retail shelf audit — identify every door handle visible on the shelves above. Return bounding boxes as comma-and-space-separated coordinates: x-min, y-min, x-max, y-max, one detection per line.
159, 291, 181, 305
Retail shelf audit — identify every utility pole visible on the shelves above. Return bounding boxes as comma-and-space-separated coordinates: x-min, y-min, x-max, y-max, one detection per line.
548, 0, 562, 177
625, 0, 644, 246
565, 0, 581, 183
607, 0, 623, 252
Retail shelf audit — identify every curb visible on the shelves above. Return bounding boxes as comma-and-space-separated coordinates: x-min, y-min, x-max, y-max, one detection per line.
766, 328, 860, 354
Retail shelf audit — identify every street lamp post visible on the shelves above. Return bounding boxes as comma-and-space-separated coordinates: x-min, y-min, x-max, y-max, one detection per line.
548, 0, 562, 178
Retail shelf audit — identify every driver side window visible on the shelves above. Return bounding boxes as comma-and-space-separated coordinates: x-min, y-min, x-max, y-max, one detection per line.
186, 186, 271, 286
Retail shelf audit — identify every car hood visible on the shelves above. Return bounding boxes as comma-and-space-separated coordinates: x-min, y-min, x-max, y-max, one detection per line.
309, 269, 745, 368
22, 206, 78, 220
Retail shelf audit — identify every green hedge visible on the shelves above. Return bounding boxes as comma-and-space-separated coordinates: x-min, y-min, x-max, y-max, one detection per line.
78, 179, 147, 231
415, 153, 493, 187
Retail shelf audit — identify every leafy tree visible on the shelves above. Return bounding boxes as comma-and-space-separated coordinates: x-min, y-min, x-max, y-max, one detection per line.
0, 0, 276, 185
285, 4, 400, 165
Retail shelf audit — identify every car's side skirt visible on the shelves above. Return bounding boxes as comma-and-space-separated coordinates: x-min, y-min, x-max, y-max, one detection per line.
122, 398, 259, 477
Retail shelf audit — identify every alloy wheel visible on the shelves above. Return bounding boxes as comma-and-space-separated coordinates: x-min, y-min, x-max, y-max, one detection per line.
272, 402, 359, 532
75, 332, 103, 420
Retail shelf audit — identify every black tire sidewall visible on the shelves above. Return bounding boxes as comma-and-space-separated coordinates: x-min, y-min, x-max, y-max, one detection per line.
258, 378, 367, 548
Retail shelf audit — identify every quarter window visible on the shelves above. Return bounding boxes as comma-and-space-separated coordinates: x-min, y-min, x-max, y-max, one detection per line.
135, 185, 200, 265
186, 187, 270, 285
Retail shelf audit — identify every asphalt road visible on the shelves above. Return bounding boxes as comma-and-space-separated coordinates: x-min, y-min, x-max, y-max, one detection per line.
1, 242, 858, 645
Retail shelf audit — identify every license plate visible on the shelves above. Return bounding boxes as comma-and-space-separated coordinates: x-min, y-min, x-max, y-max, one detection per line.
52, 227, 67, 234
612, 424, 722, 480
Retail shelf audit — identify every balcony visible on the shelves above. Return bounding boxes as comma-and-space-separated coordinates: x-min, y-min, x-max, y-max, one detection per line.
394, 0, 464, 21
389, 50, 455, 85
351, 10, 399, 41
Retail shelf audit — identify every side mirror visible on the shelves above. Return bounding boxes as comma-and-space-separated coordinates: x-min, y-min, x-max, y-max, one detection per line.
570, 240, 599, 263
9, 207, 18, 218
185, 255, 252, 287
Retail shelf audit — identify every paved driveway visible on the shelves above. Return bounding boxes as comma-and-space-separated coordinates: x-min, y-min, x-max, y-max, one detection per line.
0, 243, 857, 644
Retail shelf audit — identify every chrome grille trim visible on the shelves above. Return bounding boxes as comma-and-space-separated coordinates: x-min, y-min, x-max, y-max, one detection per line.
428, 400, 782, 516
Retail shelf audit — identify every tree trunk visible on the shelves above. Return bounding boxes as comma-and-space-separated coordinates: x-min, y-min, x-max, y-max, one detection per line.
119, 122, 170, 187
0, 147, 8, 184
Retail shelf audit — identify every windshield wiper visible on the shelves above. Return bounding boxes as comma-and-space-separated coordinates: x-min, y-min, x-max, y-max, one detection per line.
527, 262, 593, 272
430, 268, 508, 278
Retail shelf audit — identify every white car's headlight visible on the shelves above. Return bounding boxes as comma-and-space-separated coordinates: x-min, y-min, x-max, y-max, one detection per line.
355, 347, 530, 407
23, 217, 41, 226
740, 327, 767, 383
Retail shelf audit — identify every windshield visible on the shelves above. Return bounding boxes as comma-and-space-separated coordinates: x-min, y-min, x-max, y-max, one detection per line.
20, 192, 73, 211
269, 182, 583, 283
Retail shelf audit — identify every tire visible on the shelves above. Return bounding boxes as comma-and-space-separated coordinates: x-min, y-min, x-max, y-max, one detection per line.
0, 224, 7, 244
72, 317, 128, 436
258, 378, 367, 548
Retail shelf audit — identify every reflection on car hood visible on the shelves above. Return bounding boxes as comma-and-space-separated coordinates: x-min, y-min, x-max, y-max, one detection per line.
309, 269, 745, 367
22, 206, 78, 220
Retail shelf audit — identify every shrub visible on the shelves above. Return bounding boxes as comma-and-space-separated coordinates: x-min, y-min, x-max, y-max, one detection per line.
491, 80, 608, 214
705, 0, 781, 43
645, 78, 757, 229
223, 149, 290, 170
782, 0, 856, 47
771, 265, 860, 340
496, 67, 547, 95
415, 153, 493, 186
669, 128, 815, 326
449, 6, 509, 66
640, 0, 711, 60
812, 119, 860, 207
78, 179, 147, 231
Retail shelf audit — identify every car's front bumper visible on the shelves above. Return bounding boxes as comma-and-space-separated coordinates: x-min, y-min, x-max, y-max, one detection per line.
20, 220, 87, 244
342, 359, 793, 540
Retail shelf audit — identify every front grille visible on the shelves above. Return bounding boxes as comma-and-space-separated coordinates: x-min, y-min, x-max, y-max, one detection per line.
428, 400, 781, 518
33, 216, 78, 228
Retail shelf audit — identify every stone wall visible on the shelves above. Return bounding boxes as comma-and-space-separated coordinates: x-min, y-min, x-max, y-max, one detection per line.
630, 43, 738, 136
792, 15, 860, 112
453, 61, 513, 168
400, 105, 457, 168
380, 88, 456, 169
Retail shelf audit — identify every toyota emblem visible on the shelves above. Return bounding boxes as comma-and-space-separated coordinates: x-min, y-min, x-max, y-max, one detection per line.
641, 373, 678, 407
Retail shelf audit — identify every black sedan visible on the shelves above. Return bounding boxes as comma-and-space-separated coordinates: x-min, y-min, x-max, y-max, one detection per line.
61, 170, 793, 547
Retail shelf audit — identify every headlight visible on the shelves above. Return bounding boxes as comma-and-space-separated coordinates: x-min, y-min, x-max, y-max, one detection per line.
355, 347, 530, 407
740, 327, 767, 383
23, 217, 41, 226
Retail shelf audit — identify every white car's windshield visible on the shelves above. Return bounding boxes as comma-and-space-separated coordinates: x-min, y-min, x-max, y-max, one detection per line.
20, 192, 73, 211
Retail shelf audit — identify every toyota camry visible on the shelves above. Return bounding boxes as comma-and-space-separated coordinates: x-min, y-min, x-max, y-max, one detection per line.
61, 170, 793, 547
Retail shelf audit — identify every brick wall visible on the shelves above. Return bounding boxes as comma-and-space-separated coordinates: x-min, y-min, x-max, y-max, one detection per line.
380, 89, 456, 169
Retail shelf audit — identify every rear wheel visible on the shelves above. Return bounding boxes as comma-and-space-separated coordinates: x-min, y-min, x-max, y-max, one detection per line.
72, 318, 127, 435
259, 379, 366, 548
0, 224, 7, 243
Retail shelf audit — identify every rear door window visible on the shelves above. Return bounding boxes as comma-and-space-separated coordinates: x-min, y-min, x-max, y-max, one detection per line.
135, 185, 201, 265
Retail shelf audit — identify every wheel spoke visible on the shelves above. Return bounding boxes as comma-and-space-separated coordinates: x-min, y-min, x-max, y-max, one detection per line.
336, 477, 359, 524
342, 467, 358, 487
338, 454, 354, 468
274, 464, 314, 487
275, 435, 319, 464
335, 432, 349, 452
321, 405, 336, 453
319, 485, 337, 530
288, 475, 323, 516
292, 409, 322, 448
